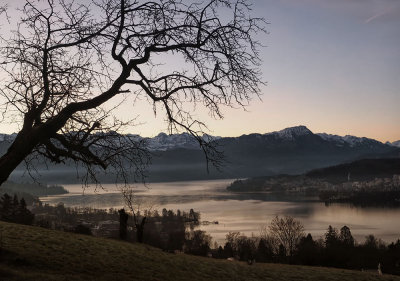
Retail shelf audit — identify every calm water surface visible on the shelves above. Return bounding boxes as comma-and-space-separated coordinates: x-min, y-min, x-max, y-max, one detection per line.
40, 179, 400, 244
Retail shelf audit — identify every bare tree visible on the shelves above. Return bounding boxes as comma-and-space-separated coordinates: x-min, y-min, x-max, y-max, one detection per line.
0, 4, 6, 16
0, 0, 265, 186
119, 185, 155, 243
268, 215, 305, 258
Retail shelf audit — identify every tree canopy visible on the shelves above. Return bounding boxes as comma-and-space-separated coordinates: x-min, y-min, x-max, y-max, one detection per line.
0, 0, 265, 186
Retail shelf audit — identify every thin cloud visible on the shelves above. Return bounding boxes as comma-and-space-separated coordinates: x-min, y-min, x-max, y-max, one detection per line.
365, 9, 390, 24
364, 3, 400, 24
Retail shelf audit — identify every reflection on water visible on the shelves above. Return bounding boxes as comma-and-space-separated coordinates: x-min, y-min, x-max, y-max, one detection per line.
40, 179, 400, 245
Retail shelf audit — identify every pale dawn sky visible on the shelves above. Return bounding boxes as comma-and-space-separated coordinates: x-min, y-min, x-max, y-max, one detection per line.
0, 0, 399, 142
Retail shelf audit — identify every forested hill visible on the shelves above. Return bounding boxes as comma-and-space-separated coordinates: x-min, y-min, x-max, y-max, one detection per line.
306, 158, 400, 184
0, 181, 68, 196
227, 158, 400, 192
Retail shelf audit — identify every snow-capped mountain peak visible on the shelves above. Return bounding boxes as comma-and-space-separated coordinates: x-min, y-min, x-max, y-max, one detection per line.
389, 140, 400, 148
265, 125, 313, 140
317, 133, 344, 143
146, 132, 199, 151
317, 133, 382, 147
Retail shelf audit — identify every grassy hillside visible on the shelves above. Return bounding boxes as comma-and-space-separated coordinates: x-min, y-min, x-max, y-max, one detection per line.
0, 222, 399, 281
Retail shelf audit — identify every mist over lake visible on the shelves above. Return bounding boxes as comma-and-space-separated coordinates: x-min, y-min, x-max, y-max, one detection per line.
40, 179, 400, 245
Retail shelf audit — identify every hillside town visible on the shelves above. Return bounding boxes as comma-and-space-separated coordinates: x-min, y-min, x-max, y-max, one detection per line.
319, 174, 400, 205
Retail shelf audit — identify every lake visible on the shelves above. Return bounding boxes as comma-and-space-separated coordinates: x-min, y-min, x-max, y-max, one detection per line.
40, 179, 400, 245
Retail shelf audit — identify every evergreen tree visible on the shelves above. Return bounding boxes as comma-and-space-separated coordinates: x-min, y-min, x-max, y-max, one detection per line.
324, 225, 343, 267
339, 226, 355, 248
184, 230, 211, 256
12, 194, 19, 209
17, 198, 34, 225
118, 209, 129, 240
325, 225, 339, 248
224, 242, 234, 258
256, 238, 274, 262
0, 193, 13, 222
11, 194, 19, 221
295, 233, 320, 265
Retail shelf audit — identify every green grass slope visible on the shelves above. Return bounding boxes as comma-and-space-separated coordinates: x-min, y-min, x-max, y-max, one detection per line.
0, 221, 399, 281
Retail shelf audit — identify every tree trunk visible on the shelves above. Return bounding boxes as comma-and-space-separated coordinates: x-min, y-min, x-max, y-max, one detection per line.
118, 209, 129, 240
0, 129, 41, 186
135, 217, 146, 243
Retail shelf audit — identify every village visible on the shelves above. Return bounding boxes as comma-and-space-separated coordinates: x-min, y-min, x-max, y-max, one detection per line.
319, 174, 400, 205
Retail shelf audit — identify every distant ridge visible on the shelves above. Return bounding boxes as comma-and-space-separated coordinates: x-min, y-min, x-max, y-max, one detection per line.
0, 126, 392, 151
264, 125, 313, 140
227, 157, 400, 192
306, 158, 400, 183
390, 140, 400, 148
1, 126, 399, 183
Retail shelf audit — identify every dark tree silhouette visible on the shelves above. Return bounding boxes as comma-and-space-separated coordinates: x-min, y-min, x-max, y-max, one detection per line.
323, 225, 345, 267
119, 185, 151, 243
184, 230, 211, 256
256, 238, 274, 262
295, 233, 319, 265
0, 193, 12, 222
325, 225, 339, 248
0, 194, 34, 225
269, 215, 305, 258
118, 208, 129, 240
135, 216, 146, 243
339, 225, 355, 248
11, 194, 19, 219
17, 198, 34, 225
0, 0, 265, 186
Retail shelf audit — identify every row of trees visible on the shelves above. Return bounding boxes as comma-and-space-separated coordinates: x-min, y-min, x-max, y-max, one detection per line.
31, 202, 204, 254
32, 202, 121, 230
213, 216, 305, 262
120, 208, 201, 251
209, 216, 400, 275
3, 196, 400, 275
0, 193, 34, 225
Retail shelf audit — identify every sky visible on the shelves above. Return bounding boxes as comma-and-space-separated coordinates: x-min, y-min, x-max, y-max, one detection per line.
251, 0, 400, 142
0, 0, 399, 142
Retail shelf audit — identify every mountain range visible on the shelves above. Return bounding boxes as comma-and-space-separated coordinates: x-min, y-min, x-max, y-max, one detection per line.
125, 126, 400, 151
388, 140, 400, 148
1, 126, 399, 183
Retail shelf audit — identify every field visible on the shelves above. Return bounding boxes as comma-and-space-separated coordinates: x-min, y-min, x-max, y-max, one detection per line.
0, 221, 399, 281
